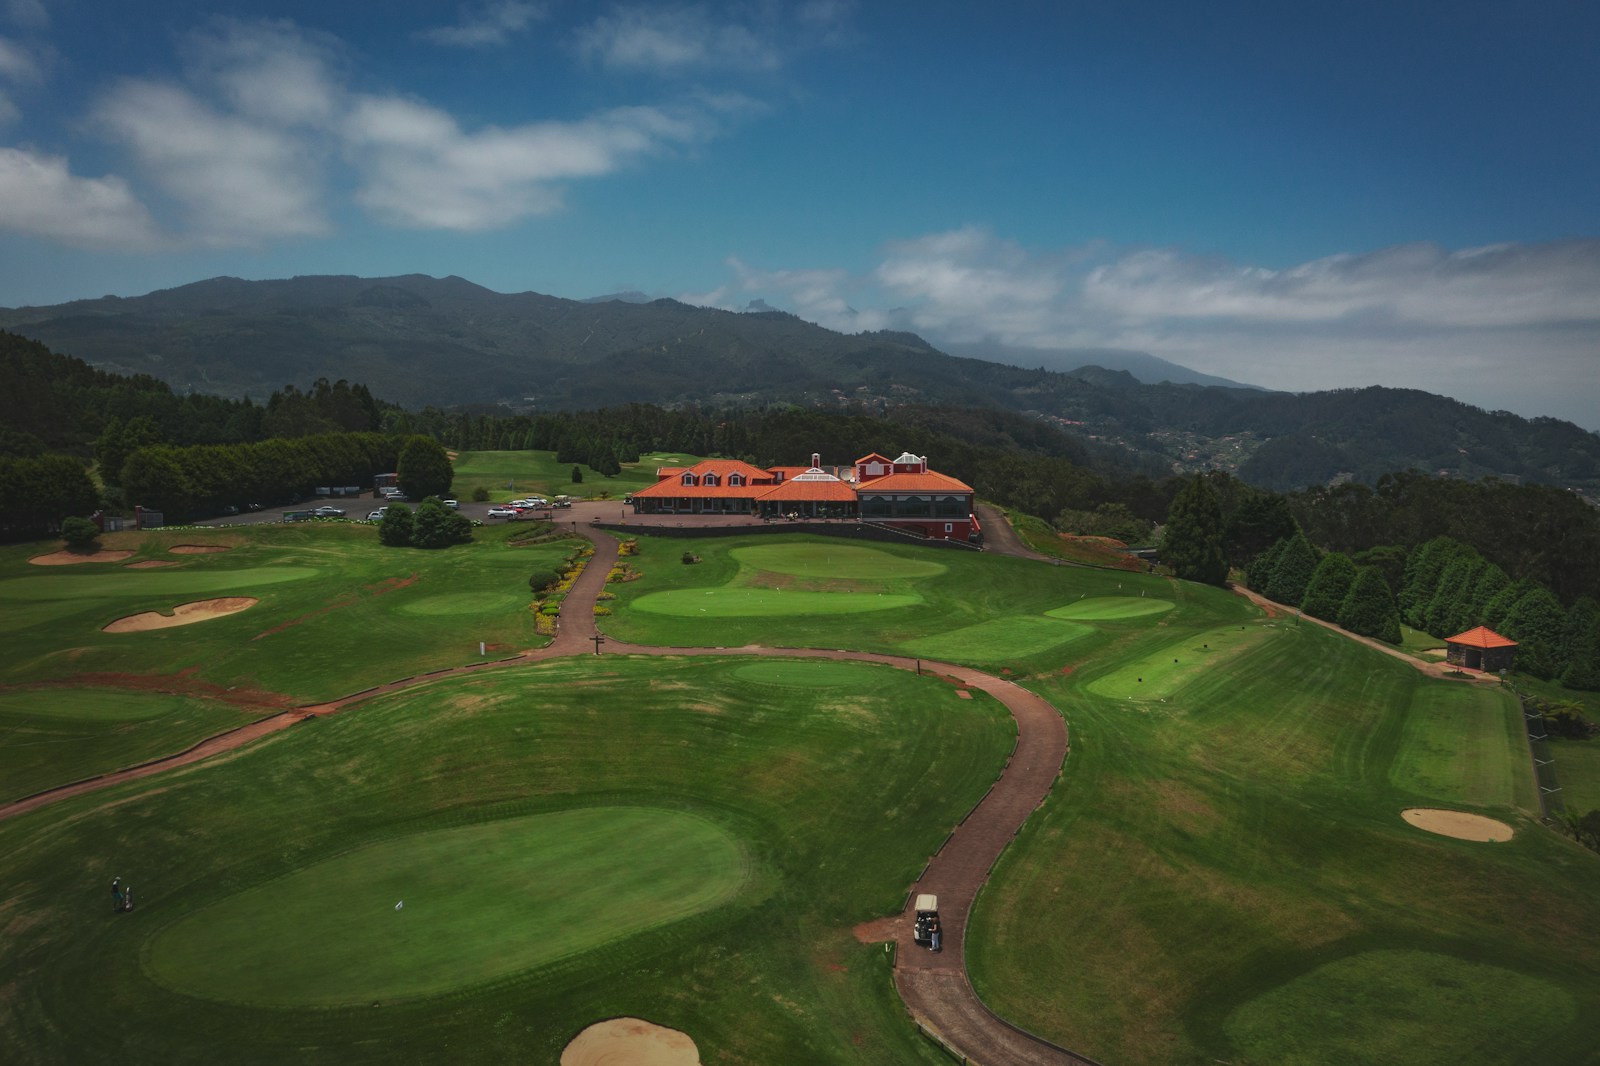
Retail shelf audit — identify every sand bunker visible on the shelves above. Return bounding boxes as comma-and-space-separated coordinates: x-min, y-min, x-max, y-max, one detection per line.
561, 1018, 700, 1066
30, 549, 134, 565
169, 544, 233, 554
1401, 808, 1513, 842
103, 598, 259, 633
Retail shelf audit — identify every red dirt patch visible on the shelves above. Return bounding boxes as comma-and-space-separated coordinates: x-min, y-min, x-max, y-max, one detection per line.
365, 572, 420, 596
5, 671, 296, 711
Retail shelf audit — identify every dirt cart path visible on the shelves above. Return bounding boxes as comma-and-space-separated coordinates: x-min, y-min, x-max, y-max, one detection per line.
2, 521, 1090, 1065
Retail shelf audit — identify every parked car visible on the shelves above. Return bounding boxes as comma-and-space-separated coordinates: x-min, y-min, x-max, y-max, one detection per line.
486, 506, 518, 518
366, 508, 388, 521
442, 499, 459, 510
312, 506, 346, 517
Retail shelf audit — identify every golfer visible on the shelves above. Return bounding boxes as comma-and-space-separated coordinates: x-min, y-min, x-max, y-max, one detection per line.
111, 878, 123, 913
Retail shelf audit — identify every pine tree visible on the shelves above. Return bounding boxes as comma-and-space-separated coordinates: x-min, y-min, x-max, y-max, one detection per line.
396, 436, 453, 501
1248, 537, 1287, 591
1561, 613, 1600, 691
1160, 476, 1228, 585
1500, 588, 1568, 680
1264, 531, 1318, 607
1398, 536, 1464, 629
1301, 552, 1356, 621
1424, 554, 1485, 636
1338, 567, 1403, 644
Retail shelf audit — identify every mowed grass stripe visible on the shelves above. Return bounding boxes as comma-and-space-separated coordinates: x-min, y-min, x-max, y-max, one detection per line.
1390, 684, 1528, 809
145, 807, 749, 1006
898, 616, 1093, 661
632, 588, 921, 616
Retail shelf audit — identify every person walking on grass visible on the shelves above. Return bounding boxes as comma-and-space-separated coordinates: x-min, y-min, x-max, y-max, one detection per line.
111, 878, 123, 914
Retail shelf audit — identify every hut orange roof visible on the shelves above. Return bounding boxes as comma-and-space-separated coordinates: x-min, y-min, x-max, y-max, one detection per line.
1445, 626, 1518, 649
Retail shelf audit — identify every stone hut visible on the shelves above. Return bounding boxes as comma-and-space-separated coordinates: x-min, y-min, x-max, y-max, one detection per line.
1444, 626, 1517, 673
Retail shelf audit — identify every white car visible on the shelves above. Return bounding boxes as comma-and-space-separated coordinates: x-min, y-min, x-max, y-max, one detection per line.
486, 506, 518, 518
366, 508, 387, 521
442, 499, 459, 510
312, 506, 346, 517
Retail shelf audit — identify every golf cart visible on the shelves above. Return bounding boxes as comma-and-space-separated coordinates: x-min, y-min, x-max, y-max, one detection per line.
912, 893, 940, 950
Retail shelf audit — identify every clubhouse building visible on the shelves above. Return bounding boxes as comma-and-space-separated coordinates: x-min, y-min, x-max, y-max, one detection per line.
628, 451, 981, 542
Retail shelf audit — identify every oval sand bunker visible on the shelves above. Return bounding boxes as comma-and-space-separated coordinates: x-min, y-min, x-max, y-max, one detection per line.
562, 1018, 701, 1066
103, 597, 259, 632
29, 549, 134, 565
1401, 808, 1513, 842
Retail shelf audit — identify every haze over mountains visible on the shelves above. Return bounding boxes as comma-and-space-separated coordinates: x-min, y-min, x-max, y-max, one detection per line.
3, 273, 1597, 494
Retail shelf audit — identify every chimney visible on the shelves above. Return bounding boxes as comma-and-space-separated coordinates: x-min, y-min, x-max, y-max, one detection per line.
811, 452, 820, 468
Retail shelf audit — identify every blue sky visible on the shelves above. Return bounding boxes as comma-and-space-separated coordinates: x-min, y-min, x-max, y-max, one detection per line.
1, 1, 1597, 426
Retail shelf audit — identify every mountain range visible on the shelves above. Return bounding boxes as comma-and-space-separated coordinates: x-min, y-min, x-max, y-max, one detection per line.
3, 273, 1597, 494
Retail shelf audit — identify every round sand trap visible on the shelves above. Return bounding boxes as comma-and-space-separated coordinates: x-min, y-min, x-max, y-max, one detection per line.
103, 598, 259, 633
169, 544, 233, 554
30, 549, 134, 565
562, 1018, 700, 1066
1401, 808, 1513, 842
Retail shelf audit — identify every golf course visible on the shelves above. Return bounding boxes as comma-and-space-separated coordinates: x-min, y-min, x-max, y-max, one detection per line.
1, 513, 1596, 1064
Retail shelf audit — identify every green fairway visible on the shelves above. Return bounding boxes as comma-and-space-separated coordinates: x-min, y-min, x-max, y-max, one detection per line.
730, 660, 883, 687
0, 656, 1007, 1064
898, 616, 1093, 660
1549, 738, 1600, 815
0, 524, 564, 702
452, 449, 705, 501
0, 566, 321, 601
631, 587, 922, 617
147, 807, 749, 1006
729, 543, 947, 580
1223, 950, 1574, 1065
1046, 595, 1174, 620
0, 687, 258, 801
1390, 684, 1530, 808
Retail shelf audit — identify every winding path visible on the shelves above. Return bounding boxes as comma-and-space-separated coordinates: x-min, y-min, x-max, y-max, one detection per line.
1, 519, 1091, 1065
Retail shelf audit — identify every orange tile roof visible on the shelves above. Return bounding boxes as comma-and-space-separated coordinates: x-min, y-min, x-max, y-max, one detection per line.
1445, 626, 1518, 648
758, 479, 859, 501
630, 480, 767, 499
855, 470, 974, 493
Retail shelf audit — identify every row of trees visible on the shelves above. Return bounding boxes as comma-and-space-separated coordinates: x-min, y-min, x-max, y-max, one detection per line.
120, 433, 403, 519
378, 498, 471, 549
1398, 536, 1599, 686
1247, 532, 1403, 644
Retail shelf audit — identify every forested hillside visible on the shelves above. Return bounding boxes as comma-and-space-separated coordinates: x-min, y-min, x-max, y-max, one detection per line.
5, 274, 1598, 494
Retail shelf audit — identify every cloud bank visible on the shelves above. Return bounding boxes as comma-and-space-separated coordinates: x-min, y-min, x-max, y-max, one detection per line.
687, 229, 1600, 428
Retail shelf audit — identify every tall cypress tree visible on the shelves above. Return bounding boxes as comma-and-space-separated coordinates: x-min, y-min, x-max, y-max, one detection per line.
1302, 551, 1357, 621
1338, 567, 1403, 644
1264, 531, 1318, 607
1160, 476, 1228, 585
1501, 588, 1569, 680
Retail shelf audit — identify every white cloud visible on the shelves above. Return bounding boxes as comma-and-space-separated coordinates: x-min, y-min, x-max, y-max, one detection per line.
0, 147, 161, 248
574, 4, 782, 74
343, 96, 721, 231
93, 79, 330, 245
184, 18, 344, 127
419, 2, 548, 48
1083, 240, 1600, 328
0, 34, 42, 83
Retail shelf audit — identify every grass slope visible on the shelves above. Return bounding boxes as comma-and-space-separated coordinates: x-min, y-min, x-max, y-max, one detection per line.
0, 657, 1010, 1065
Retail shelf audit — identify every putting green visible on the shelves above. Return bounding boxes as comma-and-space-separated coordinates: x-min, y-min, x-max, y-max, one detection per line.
0, 687, 183, 722
398, 590, 529, 616
1046, 596, 1174, 621
730, 543, 946, 580
730, 660, 888, 688
898, 616, 1093, 661
632, 588, 921, 617
145, 807, 749, 1006
0, 567, 320, 602
1223, 949, 1573, 1064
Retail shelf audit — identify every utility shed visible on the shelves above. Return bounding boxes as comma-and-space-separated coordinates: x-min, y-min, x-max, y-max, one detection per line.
1445, 626, 1518, 673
